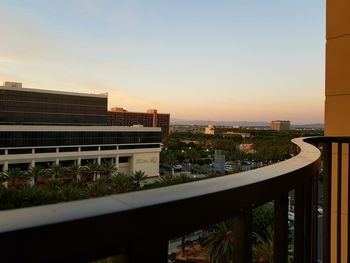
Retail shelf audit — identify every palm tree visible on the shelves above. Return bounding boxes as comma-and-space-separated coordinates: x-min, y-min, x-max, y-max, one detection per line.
0, 171, 9, 188
48, 164, 64, 180
59, 184, 84, 202
82, 179, 110, 198
174, 173, 192, 184
252, 227, 274, 263
157, 175, 176, 186
0, 171, 8, 182
4, 168, 27, 189
84, 162, 101, 182
27, 166, 48, 187
67, 164, 83, 181
130, 170, 147, 189
100, 161, 118, 179
203, 219, 236, 263
110, 172, 132, 194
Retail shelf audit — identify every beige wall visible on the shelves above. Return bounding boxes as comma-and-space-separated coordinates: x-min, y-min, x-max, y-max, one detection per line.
132, 152, 159, 177
326, 1, 350, 261
325, 0, 350, 135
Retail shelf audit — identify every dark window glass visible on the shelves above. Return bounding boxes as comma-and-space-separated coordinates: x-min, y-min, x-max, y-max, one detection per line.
101, 146, 117, 151
119, 157, 129, 163
81, 146, 99, 151
35, 148, 57, 153
0, 131, 161, 148
119, 144, 160, 149
8, 148, 32, 154
59, 147, 79, 152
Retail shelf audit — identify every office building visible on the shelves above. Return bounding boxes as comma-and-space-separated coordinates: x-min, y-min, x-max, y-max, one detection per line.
0, 125, 161, 176
107, 107, 170, 136
0, 82, 162, 176
0, 82, 108, 126
271, 120, 290, 131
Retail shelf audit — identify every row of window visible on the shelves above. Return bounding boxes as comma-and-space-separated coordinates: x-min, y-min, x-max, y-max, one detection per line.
0, 132, 161, 148
3, 144, 160, 155
0, 90, 107, 106
0, 102, 107, 114
0, 112, 106, 125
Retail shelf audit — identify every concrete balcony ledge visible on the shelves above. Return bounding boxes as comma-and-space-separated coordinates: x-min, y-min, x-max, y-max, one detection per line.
0, 137, 321, 262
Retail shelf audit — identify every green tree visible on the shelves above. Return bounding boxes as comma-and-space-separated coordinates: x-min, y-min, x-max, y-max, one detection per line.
252, 205, 274, 242
0, 171, 9, 184
186, 148, 200, 164
82, 179, 110, 198
110, 172, 132, 194
130, 170, 147, 189
67, 164, 84, 181
4, 168, 26, 188
27, 166, 48, 186
84, 162, 101, 181
161, 152, 177, 167
20, 185, 53, 207
100, 161, 118, 179
156, 175, 176, 186
174, 173, 192, 184
203, 219, 236, 263
48, 164, 64, 179
59, 184, 84, 201
253, 227, 274, 263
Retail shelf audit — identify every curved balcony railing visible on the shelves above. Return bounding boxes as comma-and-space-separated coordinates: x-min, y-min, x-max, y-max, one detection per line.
0, 137, 325, 262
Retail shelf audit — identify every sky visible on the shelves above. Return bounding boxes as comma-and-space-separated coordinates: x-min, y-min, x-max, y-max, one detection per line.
0, 0, 325, 124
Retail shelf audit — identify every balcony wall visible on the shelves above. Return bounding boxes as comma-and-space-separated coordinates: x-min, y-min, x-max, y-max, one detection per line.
326, 0, 350, 261
0, 137, 322, 262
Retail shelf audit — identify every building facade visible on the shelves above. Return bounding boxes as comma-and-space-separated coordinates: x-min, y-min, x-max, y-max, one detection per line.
325, 0, 350, 260
0, 126, 161, 177
0, 82, 162, 177
107, 107, 170, 136
271, 120, 290, 131
0, 82, 108, 126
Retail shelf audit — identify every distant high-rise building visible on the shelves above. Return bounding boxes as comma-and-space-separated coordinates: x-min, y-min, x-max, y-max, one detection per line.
0, 82, 107, 126
204, 125, 215, 135
0, 81, 170, 136
107, 108, 170, 136
271, 120, 290, 131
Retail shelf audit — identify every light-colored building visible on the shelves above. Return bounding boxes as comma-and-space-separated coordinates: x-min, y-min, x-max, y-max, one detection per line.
170, 125, 205, 133
271, 120, 290, 131
204, 125, 215, 135
0, 126, 161, 177
325, 1, 350, 260
0, 82, 162, 177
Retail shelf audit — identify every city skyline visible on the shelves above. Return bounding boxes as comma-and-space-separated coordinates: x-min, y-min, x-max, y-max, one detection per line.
0, 0, 325, 124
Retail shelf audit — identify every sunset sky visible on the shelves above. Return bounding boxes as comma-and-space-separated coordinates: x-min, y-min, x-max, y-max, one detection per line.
0, 0, 325, 124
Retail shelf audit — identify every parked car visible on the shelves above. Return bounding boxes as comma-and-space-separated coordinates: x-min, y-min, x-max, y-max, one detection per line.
173, 164, 183, 171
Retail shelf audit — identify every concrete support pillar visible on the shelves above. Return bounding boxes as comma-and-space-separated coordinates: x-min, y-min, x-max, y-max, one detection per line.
97, 156, 102, 180
3, 161, 8, 171
115, 156, 119, 171
55, 159, 59, 165
2, 161, 8, 188
29, 160, 36, 187
130, 155, 135, 175
77, 157, 81, 166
